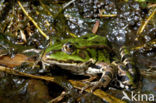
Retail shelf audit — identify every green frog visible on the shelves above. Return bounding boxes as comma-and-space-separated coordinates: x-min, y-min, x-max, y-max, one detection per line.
40, 34, 137, 91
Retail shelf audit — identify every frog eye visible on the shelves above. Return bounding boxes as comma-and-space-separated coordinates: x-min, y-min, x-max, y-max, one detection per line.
68, 44, 73, 48
62, 42, 76, 55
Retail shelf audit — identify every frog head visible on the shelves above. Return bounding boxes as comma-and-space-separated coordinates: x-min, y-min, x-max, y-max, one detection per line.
44, 34, 110, 63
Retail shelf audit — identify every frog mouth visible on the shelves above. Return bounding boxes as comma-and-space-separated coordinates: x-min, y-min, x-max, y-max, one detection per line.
45, 58, 83, 64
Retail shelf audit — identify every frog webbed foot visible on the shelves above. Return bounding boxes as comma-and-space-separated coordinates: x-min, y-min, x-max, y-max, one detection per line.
80, 81, 103, 93
81, 76, 111, 93
32, 59, 40, 69
32, 57, 46, 70
81, 63, 114, 93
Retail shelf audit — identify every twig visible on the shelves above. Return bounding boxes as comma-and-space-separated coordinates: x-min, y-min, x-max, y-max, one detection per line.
98, 9, 117, 17
17, 0, 49, 40
137, 8, 156, 35
63, 0, 76, 9
132, 38, 156, 51
39, 0, 54, 17
0, 66, 54, 82
98, 14, 117, 17
66, 31, 77, 37
148, 4, 156, 8
140, 69, 156, 78
48, 91, 66, 103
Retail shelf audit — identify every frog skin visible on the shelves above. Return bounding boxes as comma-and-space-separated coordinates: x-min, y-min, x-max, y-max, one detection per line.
41, 34, 137, 91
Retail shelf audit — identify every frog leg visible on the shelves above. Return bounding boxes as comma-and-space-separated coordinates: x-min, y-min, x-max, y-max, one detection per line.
82, 62, 116, 92
82, 75, 97, 82
119, 46, 137, 90
32, 54, 43, 69
22, 49, 43, 69
32, 52, 50, 70
80, 58, 96, 69
91, 63, 115, 92
90, 72, 112, 92
120, 46, 136, 76
112, 61, 136, 90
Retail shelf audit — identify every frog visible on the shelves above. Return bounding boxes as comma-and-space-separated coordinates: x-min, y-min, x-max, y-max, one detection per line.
40, 33, 137, 91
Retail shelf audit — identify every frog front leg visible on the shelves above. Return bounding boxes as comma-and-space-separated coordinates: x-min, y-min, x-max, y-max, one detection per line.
83, 62, 117, 92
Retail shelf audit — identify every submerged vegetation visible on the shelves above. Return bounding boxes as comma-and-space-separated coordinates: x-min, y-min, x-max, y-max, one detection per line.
0, 0, 155, 103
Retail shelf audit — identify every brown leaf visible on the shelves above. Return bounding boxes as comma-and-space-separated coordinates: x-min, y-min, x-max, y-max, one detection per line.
0, 54, 34, 68
92, 20, 100, 34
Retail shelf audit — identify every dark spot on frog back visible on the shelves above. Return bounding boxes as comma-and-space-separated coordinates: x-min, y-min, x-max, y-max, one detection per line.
74, 42, 79, 45
78, 50, 87, 59
92, 41, 100, 44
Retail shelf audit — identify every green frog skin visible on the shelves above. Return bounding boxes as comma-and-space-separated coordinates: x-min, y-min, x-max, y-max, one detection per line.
41, 34, 137, 91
